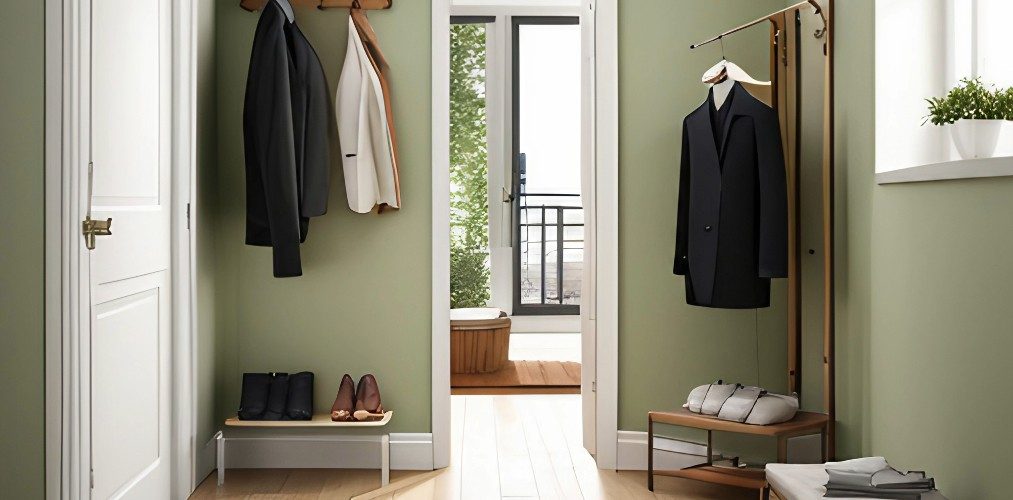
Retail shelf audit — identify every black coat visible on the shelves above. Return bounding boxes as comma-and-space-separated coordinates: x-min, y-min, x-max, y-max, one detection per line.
674, 81, 788, 308
244, 0, 330, 278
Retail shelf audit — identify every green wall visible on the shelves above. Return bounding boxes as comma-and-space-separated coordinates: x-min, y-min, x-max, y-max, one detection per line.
835, 2, 1013, 497
212, 1, 432, 433
831, 0, 874, 462
617, 0, 791, 456
0, 0, 46, 496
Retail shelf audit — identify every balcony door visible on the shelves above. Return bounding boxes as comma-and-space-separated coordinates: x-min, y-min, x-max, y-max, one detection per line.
512, 17, 583, 316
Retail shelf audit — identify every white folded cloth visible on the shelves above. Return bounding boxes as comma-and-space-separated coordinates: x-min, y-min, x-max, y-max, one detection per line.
825, 456, 890, 475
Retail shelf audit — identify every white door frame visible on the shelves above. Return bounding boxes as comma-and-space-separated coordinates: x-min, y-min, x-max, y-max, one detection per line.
44, 0, 200, 497
431, 0, 618, 469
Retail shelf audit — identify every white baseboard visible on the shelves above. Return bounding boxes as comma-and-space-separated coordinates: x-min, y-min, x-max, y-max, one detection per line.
617, 430, 709, 471
390, 433, 435, 470
615, 430, 824, 471
218, 432, 434, 471
195, 435, 217, 485
509, 315, 580, 333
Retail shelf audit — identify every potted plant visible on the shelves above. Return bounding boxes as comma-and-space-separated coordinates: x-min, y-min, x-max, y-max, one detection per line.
925, 77, 1013, 159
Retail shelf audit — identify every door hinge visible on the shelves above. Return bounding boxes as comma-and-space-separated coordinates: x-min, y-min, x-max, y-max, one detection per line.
592, 380, 597, 392
90, 468, 94, 489
186, 202, 191, 230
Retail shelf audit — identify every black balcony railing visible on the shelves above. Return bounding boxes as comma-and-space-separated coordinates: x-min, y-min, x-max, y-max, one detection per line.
515, 192, 583, 314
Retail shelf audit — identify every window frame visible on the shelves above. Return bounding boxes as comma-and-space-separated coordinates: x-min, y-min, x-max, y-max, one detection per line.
511, 16, 581, 316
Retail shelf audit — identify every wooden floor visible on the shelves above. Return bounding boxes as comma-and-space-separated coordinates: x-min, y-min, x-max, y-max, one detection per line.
191, 395, 755, 499
451, 361, 581, 395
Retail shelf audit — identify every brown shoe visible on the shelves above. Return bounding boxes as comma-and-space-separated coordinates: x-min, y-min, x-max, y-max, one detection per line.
353, 374, 385, 421
330, 374, 356, 421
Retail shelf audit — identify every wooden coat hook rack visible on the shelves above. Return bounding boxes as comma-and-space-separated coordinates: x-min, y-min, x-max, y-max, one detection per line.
240, 0, 392, 12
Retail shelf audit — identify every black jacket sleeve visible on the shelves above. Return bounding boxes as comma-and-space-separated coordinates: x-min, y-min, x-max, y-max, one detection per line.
674, 118, 691, 275
243, 4, 303, 277
754, 106, 788, 278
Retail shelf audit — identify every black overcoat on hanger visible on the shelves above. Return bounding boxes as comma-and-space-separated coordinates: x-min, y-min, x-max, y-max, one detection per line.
244, 0, 330, 278
674, 81, 788, 308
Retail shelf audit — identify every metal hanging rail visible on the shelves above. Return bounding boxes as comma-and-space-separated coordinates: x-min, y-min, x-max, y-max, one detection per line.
689, 0, 826, 49
240, 0, 392, 12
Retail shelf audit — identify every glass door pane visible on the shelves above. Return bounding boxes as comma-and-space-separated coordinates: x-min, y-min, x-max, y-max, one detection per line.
513, 18, 582, 315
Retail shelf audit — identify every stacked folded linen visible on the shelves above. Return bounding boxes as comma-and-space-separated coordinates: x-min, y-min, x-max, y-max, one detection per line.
824, 457, 941, 499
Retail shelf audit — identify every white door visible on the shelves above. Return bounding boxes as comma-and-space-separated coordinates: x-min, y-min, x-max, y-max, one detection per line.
86, 0, 172, 497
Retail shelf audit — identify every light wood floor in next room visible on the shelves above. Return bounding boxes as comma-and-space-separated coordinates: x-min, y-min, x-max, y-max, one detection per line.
191, 395, 754, 500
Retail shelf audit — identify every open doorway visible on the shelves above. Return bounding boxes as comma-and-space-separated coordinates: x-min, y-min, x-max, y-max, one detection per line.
447, 12, 583, 396
432, 0, 618, 471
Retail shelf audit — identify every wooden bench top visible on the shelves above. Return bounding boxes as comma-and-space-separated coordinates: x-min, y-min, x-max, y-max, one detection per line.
649, 408, 828, 437
225, 411, 393, 428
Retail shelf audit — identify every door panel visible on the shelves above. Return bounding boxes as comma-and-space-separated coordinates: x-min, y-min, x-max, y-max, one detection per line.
88, 0, 172, 497
91, 287, 164, 499
90, 209, 170, 286
91, 0, 161, 202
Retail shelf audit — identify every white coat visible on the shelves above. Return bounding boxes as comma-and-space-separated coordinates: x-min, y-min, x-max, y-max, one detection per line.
336, 17, 398, 213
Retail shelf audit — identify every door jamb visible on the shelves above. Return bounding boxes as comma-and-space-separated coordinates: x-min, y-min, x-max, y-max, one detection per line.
430, 0, 452, 470
171, 0, 200, 496
44, 0, 200, 496
430, 0, 618, 469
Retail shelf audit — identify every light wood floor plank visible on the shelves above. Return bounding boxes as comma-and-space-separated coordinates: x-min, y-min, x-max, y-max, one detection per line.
459, 396, 502, 499
278, 469, 329, 497
191, 469, 288, 498
530, 397, 583, 500
493, 397, 540, 498
518, 398, 567, 499
429, 393, 467, 499
317, 469, 383, 500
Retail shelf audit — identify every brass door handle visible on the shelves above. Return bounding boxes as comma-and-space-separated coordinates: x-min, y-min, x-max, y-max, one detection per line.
82, 216, 112, 250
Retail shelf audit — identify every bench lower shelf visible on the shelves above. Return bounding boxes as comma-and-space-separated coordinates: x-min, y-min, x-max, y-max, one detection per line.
653, 465, 767, 490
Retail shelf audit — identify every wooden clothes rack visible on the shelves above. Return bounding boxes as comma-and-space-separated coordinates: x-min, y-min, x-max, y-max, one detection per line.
240, 0, 392, 12
701, 0, 835, 456
651, 1, 835, 496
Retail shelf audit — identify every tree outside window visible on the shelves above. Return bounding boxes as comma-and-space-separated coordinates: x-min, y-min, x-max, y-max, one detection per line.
450, 23, 491, 309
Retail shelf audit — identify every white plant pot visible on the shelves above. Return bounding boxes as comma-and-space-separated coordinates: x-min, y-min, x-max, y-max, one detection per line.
950, 119, 1004, 160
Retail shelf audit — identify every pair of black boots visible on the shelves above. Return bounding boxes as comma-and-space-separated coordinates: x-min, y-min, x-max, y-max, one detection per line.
238, 371, 314, 420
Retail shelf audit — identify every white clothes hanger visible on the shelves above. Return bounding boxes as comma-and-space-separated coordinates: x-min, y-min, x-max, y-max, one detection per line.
275, 0, 295, 22
702, 59, 769, 87
702, 37, 769, 109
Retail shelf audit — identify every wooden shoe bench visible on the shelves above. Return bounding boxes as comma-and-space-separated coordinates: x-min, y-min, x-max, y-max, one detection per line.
647, 409, 828, 499
215, 411, 394, 487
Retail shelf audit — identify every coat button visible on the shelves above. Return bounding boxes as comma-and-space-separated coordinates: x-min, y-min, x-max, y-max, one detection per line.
704, 225, 712, 232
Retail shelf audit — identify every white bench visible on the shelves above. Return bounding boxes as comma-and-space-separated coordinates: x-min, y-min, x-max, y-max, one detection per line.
215, 411, 394, 487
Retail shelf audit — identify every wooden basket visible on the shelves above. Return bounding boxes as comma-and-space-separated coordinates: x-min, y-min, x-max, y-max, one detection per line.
450, 312, 511, 374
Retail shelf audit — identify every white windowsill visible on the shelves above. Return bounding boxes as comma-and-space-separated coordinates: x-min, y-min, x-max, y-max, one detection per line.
876, 156, 1013, 185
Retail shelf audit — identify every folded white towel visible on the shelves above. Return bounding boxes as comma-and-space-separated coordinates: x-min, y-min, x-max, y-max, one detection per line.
825, 456, 889, 475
